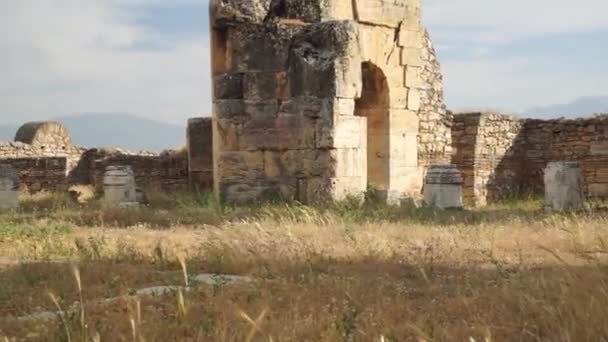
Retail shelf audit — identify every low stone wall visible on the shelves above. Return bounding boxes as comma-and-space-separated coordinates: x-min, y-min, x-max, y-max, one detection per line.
452, 113, 608, 206
521, 116, 608, 197
1, 121, 193, 196
0, 157, 68, 192
83, 149, 189, 192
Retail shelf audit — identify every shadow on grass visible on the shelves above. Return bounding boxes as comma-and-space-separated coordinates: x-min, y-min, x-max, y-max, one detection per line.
1, 256, 608, 341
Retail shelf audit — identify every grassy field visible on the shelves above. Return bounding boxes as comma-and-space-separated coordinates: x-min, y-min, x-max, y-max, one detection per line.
1, 192, 608, 341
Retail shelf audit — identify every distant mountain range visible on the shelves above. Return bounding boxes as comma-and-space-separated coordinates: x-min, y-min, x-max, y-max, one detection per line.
524, 95, 608, 119
1, 96, 606, 151
0, 113, 189, 151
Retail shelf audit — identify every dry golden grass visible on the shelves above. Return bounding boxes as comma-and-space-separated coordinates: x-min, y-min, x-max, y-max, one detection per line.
1, 194, 608, 341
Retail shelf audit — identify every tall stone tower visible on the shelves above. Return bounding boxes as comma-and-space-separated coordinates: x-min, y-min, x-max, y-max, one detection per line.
210, 0, 449, 204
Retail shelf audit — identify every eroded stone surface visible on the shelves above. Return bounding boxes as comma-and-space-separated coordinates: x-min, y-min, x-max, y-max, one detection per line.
210, 0, 447, 204
103, 165, 138, 205
424, 165, 463, 209
544, 161, 585, 212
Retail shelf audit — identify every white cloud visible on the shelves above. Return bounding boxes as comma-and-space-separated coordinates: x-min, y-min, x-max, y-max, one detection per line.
425, 0, 608, 44
424, 0, 608, 114
0, 0, 606, 124
0, 0, 210, 125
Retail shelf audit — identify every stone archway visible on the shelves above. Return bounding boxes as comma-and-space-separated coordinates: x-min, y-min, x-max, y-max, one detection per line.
354, 62, 390, 193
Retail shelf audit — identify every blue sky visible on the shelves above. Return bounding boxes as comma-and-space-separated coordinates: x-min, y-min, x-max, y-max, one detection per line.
1, 0, 607, 125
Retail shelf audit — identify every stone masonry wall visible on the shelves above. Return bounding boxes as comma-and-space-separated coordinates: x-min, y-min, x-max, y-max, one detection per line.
451, 113, 524, 206
1, 121, 191, 195
0, 157, 68, 192
82, 149, 189, 193
418, 29, 451, 167
521, 116, 608, 198
452, 113, 608, 206
210, 0, 449, 204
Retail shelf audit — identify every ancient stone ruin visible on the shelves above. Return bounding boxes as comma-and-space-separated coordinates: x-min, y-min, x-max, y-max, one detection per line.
451, 113, 608, 206
210, 0, 450, 204
0, 1, 606, 209
0, 121, 212, 198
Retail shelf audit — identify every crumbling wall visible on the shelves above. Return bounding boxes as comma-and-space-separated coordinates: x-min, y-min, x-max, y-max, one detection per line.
1, 121, 191, 194
521, 116, 608, 198
451, 113, 524, 206
82, 149, 189, 193
0, 157, 68, 192
452, 113, 608, 206
418, 30, 451, 167
210, 0, 448, 203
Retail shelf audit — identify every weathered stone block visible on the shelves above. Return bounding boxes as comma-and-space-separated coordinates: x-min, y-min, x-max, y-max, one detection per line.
217, 151, 265, 181
544, 161, 585, 212
187, 118, 214, 191
398, 29, 423, 48
213, 73, 243, 99
406, 88, 421, 111
401, 47, 423, 67
243, 72, 288, 101
103, 165, 138, 205
424, 165, 464, 209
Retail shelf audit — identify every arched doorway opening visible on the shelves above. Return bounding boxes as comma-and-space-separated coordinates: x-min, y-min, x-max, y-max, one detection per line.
354, 62, 390, 193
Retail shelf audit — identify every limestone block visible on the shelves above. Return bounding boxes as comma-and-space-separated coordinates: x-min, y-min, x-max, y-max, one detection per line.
398, 29, 423, 48
213, 73, 243, 99
395, 166, 423, 197
0, 165, 19, 209
214, 119, 240, 151
243, 100, 280, 130
384, 65, 407, 89
390, 109, 419, 133
334, 148, 366, 178
334, 98, 356, 116
217, 151, 265, 181
289, 21, 361, 99
402, 1, 422, 30
355, 0, 407, 28
213, 100, 246, 123
243, 72, 288, 101
406, 88, 421, 111
187, 118, 213, 169
390, 133, 418, 168
327, 0, 354, 20
401, 47, 423, 67
226, 24, 293, 73
279, 96, 332, 118
324, 116, 367, 149
389, 87, 409, 109
264, 149, 333, 178
404, 66, 423, 88
103, 165, 138, 205
544, 161, 585, 212
331, 176, 366, 200
424, 165, 464, 209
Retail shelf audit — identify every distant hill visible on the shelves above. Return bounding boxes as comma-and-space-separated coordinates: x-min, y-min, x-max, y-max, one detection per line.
525, 96, 608, 119
0, 113, 188, 151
